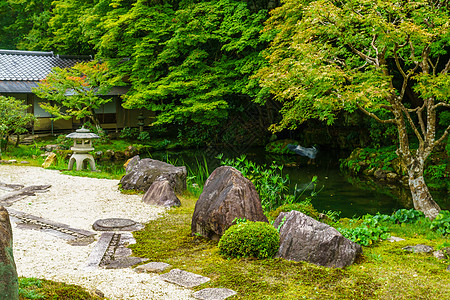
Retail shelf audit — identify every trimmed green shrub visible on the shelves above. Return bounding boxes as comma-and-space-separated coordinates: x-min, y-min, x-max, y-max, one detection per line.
430, 210, 450, 235
218, 221, 280, 259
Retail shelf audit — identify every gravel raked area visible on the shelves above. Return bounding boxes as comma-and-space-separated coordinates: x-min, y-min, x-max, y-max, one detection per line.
0, 165, 196, 299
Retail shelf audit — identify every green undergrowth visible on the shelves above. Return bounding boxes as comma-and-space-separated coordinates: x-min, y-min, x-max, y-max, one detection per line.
131, 195, 450, 300
19, 277, 104, 300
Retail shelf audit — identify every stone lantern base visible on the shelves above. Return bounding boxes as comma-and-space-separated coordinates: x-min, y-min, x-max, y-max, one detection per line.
68, 153, 96, 171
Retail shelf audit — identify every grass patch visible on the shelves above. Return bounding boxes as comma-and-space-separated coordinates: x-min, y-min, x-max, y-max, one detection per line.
19, 277, 104, 300
131, 195, 450, 300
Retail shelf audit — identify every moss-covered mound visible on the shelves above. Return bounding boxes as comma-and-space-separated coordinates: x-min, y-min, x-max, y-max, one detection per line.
218, 221, 280, 259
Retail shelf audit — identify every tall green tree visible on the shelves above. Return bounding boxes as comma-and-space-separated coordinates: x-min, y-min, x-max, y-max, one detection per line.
256, 0, 450, 219
0, 96, 36, 153
33, 61, 120, 128
92, 0, 270, 126
0, 0, 53, 50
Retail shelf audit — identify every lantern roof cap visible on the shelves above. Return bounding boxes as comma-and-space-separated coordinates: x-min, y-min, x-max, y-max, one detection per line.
66, 127, 100, 139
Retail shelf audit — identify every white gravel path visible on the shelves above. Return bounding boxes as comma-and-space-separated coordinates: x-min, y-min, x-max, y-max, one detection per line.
0, 165, 196, 300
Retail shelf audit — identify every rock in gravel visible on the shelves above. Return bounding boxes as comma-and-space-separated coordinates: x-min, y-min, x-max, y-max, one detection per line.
191, 166, 267, 240
142, 179, 181, 207
120, 156, 187, 193
42, 152, 57, 168
0, 206, 19, 299
274, 211, 362, 268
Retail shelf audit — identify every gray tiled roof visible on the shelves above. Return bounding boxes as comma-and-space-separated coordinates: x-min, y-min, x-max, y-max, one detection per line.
0, 49, 91, 81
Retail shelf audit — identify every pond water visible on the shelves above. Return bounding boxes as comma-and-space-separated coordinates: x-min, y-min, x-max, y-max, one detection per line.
144, 147, 449, 218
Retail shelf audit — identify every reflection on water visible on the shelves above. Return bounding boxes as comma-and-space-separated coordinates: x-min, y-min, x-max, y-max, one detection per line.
145, 147, 449, 218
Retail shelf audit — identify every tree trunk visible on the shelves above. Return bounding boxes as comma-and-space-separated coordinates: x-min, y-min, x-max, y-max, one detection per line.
407, 159, 441, 219
14, 135, 20, 148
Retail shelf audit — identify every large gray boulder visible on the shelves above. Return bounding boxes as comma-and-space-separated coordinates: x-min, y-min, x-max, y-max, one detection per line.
142, 180, 181, 207
0, 206, 19, 299
191, 166, 267, 240
274, 211, 362, 268
120, 156, 187, 193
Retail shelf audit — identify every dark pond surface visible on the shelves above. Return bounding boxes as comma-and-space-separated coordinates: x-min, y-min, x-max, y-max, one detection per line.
144, 147, 449, 218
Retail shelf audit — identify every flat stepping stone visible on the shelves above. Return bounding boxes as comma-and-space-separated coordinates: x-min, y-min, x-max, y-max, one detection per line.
105, 257, 148, 269
159, 269, 210, 288
0, 185, 51, 206
86, 232, 116, 269
7, 208, 95, 242
93, 218, 144, 231
135, 262, 172, 273
193, 288, 237, 300
86, 232, 143, 269
388, 236, 405, 242
403, 244, 434, 253
0, 182, 24, 191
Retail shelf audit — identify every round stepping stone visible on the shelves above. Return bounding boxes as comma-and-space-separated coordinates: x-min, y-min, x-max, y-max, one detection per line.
92, 218, 143, 231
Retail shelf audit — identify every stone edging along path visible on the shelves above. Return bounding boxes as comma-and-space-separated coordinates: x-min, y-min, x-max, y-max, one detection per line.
0, 165, 237, 300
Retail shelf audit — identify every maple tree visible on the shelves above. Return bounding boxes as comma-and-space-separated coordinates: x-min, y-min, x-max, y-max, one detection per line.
257, 0, 450, 218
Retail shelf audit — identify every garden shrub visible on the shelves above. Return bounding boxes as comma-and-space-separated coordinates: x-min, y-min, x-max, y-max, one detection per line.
430, 210, 450, 235
218, 221, 280, 259
268, 200, 319, 221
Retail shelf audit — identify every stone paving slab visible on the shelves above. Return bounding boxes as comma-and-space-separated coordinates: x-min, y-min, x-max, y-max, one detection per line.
7, 208, 95, 239
105, 257, 148, 269
193, 288, 237, 300
159, 269, 210, 288
86, 232, 114, 269
0, 185, 51, 206
0, 182, 24, 191
135, 262, 172, 273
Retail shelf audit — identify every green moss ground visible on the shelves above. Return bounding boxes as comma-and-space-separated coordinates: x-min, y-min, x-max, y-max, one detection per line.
18, 277, 104, 300
131, 194, 450, 300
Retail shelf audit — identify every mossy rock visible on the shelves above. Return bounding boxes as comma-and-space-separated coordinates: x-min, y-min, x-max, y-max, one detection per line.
265, 139, 300, 155
218, 221, 280, 259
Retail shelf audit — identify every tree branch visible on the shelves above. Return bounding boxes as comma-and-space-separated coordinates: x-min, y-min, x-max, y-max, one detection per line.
349, 45, 377, 65
416, 101, 427, 137
400, 102, 424, 144
394, 43, 407, 78
356, 103, 396, 124
433, 102, 450, 109
434, 125, 450, 147
442, 57, 450, 74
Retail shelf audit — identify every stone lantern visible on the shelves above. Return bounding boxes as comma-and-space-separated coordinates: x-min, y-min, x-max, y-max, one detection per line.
66, 127, 100, 171
137, 113, 145, 132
